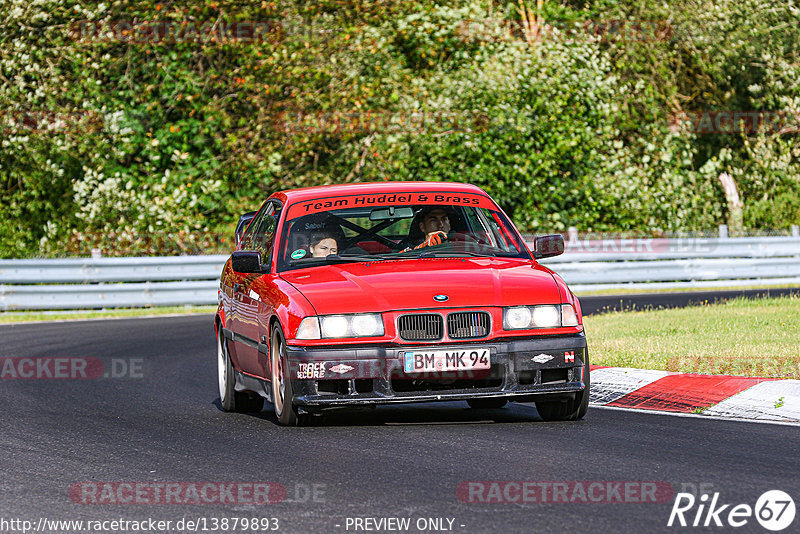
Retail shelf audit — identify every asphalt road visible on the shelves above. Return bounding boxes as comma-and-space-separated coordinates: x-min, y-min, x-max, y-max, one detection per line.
1, 315, 798, 534
579, 286, 800, 315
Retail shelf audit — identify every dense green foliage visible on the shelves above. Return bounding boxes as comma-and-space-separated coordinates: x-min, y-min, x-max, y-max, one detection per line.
1, 0, 798, 257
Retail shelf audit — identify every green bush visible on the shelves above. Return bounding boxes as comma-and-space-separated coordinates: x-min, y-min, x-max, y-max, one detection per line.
0, 0, 798, 257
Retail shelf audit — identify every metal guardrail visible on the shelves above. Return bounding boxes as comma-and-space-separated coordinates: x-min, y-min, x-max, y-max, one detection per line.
535, 235, 800, 292
1, 235, 799, 310
2, 281, 221, 309
537, 236, 800, 262
1, 256, 227, 310
0, 255, 228, 284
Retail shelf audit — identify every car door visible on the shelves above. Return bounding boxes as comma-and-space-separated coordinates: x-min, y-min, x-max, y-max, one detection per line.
230, 201, 278, 377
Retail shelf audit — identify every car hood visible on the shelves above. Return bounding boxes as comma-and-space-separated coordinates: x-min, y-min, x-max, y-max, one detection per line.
280, 258, 561, 315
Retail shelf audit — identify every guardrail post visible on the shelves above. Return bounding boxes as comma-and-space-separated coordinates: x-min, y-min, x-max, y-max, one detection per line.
792, 225, 799, 237
719, 225, 728, 239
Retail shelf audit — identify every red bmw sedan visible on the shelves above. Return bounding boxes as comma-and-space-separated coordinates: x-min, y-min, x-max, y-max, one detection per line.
216, 182, 588, 425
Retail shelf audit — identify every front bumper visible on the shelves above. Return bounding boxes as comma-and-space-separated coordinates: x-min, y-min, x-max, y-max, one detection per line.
285, 334, 587, 408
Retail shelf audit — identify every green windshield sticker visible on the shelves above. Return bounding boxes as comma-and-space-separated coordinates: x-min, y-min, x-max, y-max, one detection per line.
290, 249, 307, 259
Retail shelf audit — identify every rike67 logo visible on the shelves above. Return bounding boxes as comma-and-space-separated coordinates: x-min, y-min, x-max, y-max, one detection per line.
668, 490, 795, 531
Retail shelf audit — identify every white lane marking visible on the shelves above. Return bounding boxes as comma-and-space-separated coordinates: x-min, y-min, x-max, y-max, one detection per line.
702, 379, 800, 422
589, 367, 670, 405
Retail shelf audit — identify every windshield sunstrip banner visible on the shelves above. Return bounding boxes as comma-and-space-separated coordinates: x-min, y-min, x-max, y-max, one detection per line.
287, 192, 496, 219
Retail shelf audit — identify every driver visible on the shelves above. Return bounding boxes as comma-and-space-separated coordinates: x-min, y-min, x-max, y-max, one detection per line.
408, 206, 452, 250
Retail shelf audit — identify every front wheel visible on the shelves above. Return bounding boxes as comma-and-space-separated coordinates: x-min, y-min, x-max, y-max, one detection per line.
270, 323, 306, 426
535, 351, 590, 422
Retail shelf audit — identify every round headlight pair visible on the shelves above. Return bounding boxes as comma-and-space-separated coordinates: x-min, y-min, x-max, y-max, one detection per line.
504, 305, 578, 329
298, 314, 384, 339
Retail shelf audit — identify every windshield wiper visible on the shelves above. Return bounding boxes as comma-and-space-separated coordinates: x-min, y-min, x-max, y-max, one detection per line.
291, 254, 394, 265
415, 250, 501, 258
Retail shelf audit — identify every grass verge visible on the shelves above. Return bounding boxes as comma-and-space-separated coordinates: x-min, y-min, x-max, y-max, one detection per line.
0, 305, 217, 324
584, 295, 800, 379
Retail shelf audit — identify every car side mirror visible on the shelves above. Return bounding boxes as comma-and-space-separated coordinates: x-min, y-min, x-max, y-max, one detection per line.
532, 234, 565, 259
231, 251, 267, 274
235, 211, 257, 247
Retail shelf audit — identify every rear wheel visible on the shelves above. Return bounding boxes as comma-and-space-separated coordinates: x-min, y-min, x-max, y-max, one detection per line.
270, 323, 306, 426
535, 351, 590, 422
467, 398, 508, 409
217, 326, 264, 413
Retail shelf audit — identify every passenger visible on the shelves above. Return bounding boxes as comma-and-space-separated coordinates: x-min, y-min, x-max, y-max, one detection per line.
289, 214, 344, 259
308, 231, 339, 257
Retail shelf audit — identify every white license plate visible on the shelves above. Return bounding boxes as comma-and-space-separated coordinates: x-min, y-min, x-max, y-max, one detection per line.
403, 348, 490, 373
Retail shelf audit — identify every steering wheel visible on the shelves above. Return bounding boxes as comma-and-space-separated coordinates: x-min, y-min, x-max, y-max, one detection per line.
449, 232, 482, 245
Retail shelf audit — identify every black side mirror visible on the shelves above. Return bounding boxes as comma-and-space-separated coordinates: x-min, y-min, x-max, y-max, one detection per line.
231, 251, 266, 274
532, 234, 565, 259
235, 211, 257, 247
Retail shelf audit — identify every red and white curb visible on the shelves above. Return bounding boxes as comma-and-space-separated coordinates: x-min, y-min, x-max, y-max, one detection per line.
589, 366, 800, 423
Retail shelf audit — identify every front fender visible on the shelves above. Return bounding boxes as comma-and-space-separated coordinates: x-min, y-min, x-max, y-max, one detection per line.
268, 276, 318, 340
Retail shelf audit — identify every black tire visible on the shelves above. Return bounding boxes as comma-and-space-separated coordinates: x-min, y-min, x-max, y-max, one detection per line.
467, 398, 508, 409
217, 326, 264, 413
270, 323, 307, 426
535, 351, 590, 422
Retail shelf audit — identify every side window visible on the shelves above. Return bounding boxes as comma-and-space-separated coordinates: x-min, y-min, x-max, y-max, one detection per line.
484, 210, 511, 250
252, 209, 278, 259
239, 202, 273, 251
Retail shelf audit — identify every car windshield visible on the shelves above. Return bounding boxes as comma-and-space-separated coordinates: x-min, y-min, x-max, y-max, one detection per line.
277, 192, 531, 271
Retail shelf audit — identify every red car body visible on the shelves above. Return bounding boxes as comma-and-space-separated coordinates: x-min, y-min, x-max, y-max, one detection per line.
215, 182, 589, 425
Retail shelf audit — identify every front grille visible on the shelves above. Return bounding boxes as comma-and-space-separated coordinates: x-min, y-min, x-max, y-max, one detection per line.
398, 314, 443, 341
447, 311, 490, 339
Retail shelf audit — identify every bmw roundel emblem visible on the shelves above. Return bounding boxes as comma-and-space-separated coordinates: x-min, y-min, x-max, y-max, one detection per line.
433, 294, 449, 302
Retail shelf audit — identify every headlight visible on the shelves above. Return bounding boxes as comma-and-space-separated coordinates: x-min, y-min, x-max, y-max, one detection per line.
504, 307, 532, 329
320, 315, 350, 338
351, 314, 382, 336
531, 305, 560, 328
298, 314, 384, 339
503, 305, 572, 329
561, 304, 579, 327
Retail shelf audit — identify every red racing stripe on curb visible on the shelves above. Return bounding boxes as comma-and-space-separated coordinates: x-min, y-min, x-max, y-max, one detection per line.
589, 365, 610, 371
606, 374, 778, 412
